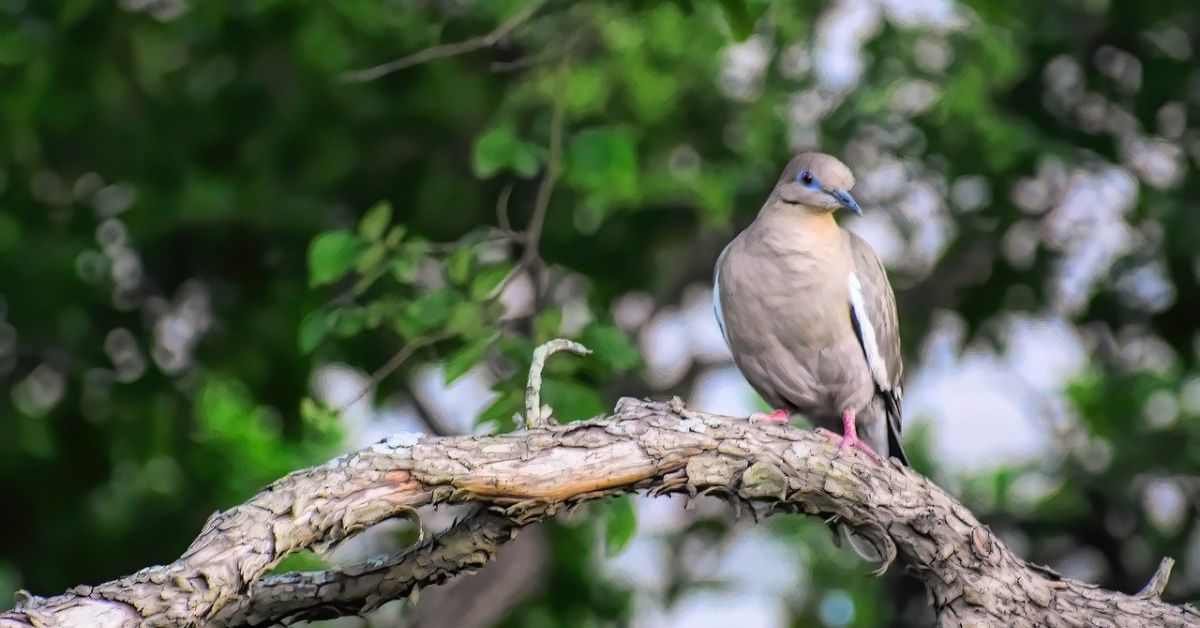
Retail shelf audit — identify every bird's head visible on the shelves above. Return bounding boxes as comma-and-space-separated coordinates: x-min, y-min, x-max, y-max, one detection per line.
775, 152, 862, 216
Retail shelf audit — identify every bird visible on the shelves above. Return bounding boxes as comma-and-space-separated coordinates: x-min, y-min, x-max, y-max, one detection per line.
713, 152, 908, 466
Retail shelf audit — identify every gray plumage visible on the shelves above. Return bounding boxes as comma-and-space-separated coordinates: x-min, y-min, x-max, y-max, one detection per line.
713, 152, 907, 465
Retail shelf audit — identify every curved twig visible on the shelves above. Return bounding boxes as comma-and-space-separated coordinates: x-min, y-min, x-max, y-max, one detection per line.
522, 338, 591, 429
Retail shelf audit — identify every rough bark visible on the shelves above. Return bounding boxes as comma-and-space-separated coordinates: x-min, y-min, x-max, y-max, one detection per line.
214, 511, 521, 626
405, 515, 547, 628
3, 397, 1197, 628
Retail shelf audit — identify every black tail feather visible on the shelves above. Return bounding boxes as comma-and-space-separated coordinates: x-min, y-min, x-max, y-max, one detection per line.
884, 395, 908, 466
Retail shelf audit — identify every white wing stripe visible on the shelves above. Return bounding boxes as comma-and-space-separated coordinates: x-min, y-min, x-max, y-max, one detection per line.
713, 245, 731, 347
848, 271, 889, 389
713, 268, 729, 346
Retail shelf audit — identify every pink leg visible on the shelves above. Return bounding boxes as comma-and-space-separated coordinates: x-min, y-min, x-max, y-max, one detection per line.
836, 409, 881, 462
750, 408, 790, 424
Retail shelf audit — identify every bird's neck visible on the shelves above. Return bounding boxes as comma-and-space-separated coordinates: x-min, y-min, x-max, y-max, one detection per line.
751, 201, 841, 250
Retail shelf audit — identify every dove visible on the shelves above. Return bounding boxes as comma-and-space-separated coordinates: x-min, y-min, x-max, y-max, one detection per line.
713, 152, 907, 465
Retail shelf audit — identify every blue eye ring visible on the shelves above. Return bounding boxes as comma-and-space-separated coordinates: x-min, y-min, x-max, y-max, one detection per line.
798, 170, 815, 186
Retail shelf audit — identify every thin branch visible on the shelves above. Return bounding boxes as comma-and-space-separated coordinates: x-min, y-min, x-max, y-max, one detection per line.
401, 380, 454, 436
336, 333, 450, 413
341, 0, 547, 83
490, 72, 568, 303
324, 264, 389, 309
523, 77, 565, 268
489, 28, 586, 73
425, 230, 518, 254
218, 512, 520, 626
495, 183, 516, 234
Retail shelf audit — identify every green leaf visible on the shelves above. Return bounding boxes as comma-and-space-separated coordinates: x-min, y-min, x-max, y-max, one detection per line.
297, 14, 352, 72
447, 246, 474, 286
472, 125, 542, 179
394, 289, 458, 338
498, 335, 536, 373
447, 301, 486, 337
267, 549, 329, 575
566, 127, 639, 202
359, 200, 393, 241
479, 387, 523, 430
582, 323, 641, 372
300, 397, 339, 431
59, 0, 96, 26
715, 0, 767, 40
627, 63, 678, 123
391, 239, 430, 284
365, 299, 402, 329
511, 144, 540, 178
563, 65, 611, 115
384, 225, 407, 248
470, 262, 513, 300
308, 230, 364, 287
298, 310, 331, 354
332, 307, 367, 337
533, 308, 563, 344
444, 333, 498, 385
473, 126, 515, 178
603, 495, 637, 557
390, 258, 418, 284
356, 242, 388, 274
541, 377, 606, 421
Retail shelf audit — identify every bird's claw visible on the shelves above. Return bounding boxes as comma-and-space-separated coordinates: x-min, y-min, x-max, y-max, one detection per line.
829, 409, 882, 463
836, 433, 882, 462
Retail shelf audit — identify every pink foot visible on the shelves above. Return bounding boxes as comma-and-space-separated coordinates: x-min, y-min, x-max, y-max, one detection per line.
750, 408, 790, 424
835, 409, 881, 462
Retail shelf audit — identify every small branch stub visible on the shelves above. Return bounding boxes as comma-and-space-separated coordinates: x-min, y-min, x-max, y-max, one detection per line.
523, 338, 591, 429
1139, 557, 1176, 599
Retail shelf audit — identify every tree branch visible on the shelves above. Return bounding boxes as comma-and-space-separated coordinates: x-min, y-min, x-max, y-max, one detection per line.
341, 1, 546, 83
215, 511, 519, 626
490, 71, 567, 305
336, 332, 451, 414
4, 394, 1198, 627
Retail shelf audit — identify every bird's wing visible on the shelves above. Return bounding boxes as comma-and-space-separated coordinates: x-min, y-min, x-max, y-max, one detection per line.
846, 231, 907, 462
713, 241, 732, 348
846, 232, 902, 393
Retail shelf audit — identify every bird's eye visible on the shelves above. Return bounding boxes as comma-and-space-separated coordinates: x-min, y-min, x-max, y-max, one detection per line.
799, 170, 814, 186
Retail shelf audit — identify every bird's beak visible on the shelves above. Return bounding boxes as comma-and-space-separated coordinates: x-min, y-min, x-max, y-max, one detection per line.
825, 187, 862, 215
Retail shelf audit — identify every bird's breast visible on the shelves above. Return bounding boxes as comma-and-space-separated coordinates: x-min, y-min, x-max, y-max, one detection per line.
722, 247, 845, 340
718, 233, 871, 417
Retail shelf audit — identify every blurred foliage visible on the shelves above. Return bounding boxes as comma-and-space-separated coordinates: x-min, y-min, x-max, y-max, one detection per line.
2, 0, 1200, 625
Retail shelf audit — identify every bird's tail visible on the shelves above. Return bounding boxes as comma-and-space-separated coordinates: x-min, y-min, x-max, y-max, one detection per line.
884, 394, 908, 466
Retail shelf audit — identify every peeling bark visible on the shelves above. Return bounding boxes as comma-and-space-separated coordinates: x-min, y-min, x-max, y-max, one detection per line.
2, 397, 1197, 628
